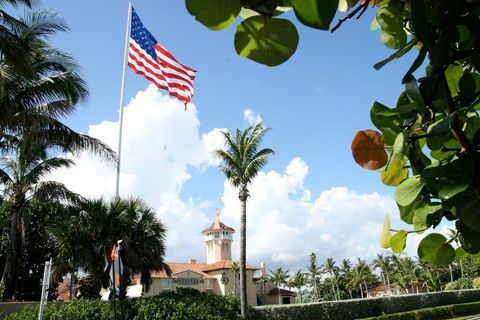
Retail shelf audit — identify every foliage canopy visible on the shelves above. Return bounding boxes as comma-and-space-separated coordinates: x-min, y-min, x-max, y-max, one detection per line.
184, 0, 480, 266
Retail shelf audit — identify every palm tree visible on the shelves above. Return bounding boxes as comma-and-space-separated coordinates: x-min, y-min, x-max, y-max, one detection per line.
115, 198, 168, 299
47, 206, 89, 300
373, 254, 392, 295
231, 261, 240, 296
291, 270, 306, 303
0, 139, 81, 299
215, 123, 274, 318
340, 259, 353, 299
0, 9, 116, 162
324, 257, 338, 300
307, 252, 321, 302
269, 267, 289, 305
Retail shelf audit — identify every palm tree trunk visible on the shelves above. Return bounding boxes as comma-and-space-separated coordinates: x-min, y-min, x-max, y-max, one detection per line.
278, 287, 282, 304
460, 260, 464, 279
449, 264, 454, 283
1, 205, 21, 299
313, 278, 318, 301
359, 285, 364, 298
335, 283, 340, 300
330, 281, 336, 301
348, 289, 353, 299
386, 272, 391, 295
363, 281, 368, 298
70, 249, 76, 301
239, 186, 248, 319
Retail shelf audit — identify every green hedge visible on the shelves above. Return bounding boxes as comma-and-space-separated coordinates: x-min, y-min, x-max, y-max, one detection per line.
252, 289, 480, 320
361, 300, 480, 319
4, 289, 242, 320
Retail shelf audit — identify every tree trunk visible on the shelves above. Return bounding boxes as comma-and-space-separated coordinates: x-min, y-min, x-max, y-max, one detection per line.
449, 264, 454, 283
70, 249, 76, 301
363, 281, 368, 298
330, 281, 336, 301
348, 289, 353, 299
1, 204, 21, 299
386, 272, 391, 295
359, 285, 364, 298
460, 260, 464, 279
313, 277, 318, 301
335, 283, 340, 300
239, 186, 248, 319
278, 287, 282, 304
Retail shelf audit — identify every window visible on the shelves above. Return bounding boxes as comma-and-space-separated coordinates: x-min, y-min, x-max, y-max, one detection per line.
177, 278, 200, 286
160, 279, 172, 288
205, 279, 214, 288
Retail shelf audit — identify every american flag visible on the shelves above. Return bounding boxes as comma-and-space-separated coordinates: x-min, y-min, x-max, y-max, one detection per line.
128, 8, 196, 105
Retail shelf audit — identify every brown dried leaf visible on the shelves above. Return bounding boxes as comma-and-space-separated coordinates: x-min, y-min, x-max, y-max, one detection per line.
351, 129, 388, 170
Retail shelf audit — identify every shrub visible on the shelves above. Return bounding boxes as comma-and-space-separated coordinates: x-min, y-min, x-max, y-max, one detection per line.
252, 289, 480, 320
445, 278, 473, 291
4, 289, 242, 320
473, 278, 480, 289
362, 301, 480, 319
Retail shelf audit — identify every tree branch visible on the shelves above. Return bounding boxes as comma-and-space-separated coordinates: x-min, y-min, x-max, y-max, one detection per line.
331, 1, 370, 33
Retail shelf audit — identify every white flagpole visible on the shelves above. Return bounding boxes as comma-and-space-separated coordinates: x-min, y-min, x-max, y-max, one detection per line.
115, 1, 133, 197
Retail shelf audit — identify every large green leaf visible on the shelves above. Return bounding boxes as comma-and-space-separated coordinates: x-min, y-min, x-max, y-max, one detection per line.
412, 203, 442, 230
404, 75, 426, 114
381, 157, 408, 186
374, 39, 417, 70
370, 101, 403, 146
457, 221, 480, 254
449, 187, 480, 232
292, 0, 339, 30
391, 230, 407, 253
376, 6, 407, 49
398, 200, 423, 224
186, 0, 241, 31
395, 175, 425, 206
393, 132, 409, 157
422, 158, 472, 200
234, 16, 299, 66
445, 64, 464, 97
418, 233, 455, 265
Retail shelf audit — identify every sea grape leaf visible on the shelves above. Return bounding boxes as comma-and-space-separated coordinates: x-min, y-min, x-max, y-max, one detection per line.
234, 16, 299, 66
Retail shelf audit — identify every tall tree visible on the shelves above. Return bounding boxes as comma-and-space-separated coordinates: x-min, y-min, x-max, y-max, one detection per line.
291, 270, 306, 303
0, 139, 81, 299
373, 254, 392, 294
215, 123, 274, 318
269, 267, 289, 305
307, 252, 321, 302
340, 259, 353, 299
324, 257, 338, 300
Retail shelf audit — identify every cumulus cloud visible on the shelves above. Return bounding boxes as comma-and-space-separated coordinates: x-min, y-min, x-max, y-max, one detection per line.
52, 85, 224, 204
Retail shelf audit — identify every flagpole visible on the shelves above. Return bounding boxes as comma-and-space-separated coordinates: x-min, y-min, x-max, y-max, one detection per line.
115, 1, 133, 198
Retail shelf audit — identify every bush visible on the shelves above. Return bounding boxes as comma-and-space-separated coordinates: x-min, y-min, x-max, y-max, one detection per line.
445, 278, 473, 291
362, 301, 480, 319
4, 289, 242, 320
472, 278, 480, 289
252, 289, 480, 320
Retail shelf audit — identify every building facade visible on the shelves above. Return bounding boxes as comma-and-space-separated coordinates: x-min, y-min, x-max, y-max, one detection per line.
133, 210, 259, 305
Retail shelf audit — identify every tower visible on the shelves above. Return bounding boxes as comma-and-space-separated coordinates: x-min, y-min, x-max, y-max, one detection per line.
201, 209, 235, 264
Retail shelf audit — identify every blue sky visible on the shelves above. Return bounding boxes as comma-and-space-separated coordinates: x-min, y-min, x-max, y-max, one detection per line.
25, 1, 432, 268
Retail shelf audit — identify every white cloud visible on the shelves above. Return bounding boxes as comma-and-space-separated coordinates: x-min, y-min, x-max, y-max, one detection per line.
243, 108, 263, 125
52, 85, 224, 206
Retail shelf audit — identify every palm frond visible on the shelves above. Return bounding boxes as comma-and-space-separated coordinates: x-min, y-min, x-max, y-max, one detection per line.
33, 180, 84, 204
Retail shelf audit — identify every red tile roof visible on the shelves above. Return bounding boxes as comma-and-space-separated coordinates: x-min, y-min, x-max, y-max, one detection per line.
147, 260, 258, 279
201, 221, 235, 233
201, 260, 258, 272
